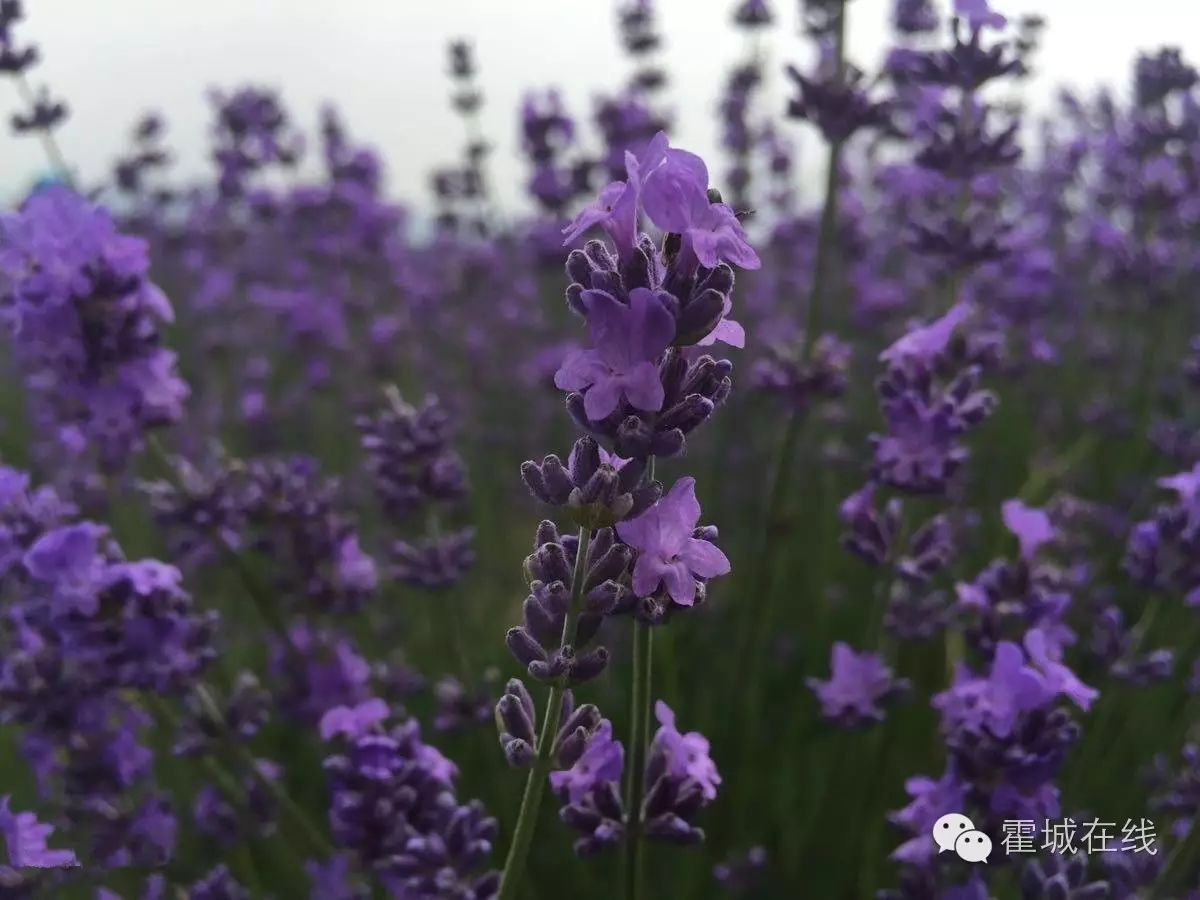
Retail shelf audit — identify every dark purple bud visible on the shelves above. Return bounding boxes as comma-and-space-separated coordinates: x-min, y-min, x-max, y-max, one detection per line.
628, 482, 663, 518
522, 591, 558, 647
582, 239, 615, 272
573, 612, 604, 647
636, 593, 671, 625
528, 649, 571, 682
554, 727, 592, 769
658, 395, 714, 432
566, 250, 594, 287
568, 646, 610, 684
649, 429, 686, 458
620, 244, 654, 291
616, 416, 654, 458
585, 544, 633, 590
541, 455, 574, 501
568, 437, 601, 483
502, 737, 535, 768
643, 813, 704, 845
584, 580, 623, 615
528, 541, 572, 584
675, 289, 726, 346
534, 520, 561, 548
696, 264, 735, 297
496, 691, 536, 746
506, 627, 547, 668
659, 350, 690, 397
578, 465, 619, 505
520, 461, 550, 502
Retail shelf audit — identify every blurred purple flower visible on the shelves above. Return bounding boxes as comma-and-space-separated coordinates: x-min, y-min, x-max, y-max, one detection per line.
1002, 499, 1056, 561
880, 302, 971, 366
806, 642, 909, 727
935, 641, 1047, 738
0, 796, 77, 869
955, 0, 1006, 31
1024, 628, 1098, 711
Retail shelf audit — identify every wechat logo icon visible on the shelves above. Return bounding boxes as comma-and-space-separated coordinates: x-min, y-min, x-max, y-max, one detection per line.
932, 813, 993, 863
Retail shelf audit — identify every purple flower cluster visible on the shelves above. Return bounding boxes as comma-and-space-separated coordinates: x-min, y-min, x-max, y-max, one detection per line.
1126, 463, 1200, 606
0, 187, 189, 472
320, 699, 499, 898
357, 389, 475, 591
0, 464, 216, 877
145, 453, 378, 615
552, 700, 721, 853
885, 497, 1100, 893
871, 304, 997, 495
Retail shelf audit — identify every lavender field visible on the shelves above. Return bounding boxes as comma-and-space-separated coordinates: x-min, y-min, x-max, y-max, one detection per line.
2, 0, 1199, 897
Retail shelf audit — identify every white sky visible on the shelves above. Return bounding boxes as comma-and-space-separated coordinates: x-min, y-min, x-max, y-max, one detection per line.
2, 0, 1197, 211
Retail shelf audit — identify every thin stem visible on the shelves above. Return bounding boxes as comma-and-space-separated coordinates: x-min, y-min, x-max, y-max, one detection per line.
496, 526, 593, 900
192, 684, 335, 858
621, 619, 654, 900
13, 74, 75, 188
145, 687, 333, 880
732, 408, 804, 684
801, 0, 847, 354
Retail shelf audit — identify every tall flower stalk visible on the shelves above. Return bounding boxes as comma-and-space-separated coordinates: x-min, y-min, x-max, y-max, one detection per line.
732, 0, 890, 702
495, 524, 591, 900
495, 131, 756, 898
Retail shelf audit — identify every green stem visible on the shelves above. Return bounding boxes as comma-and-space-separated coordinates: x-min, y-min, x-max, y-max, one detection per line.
802, 0, 847, 353
191, 684, 334, 858
734, 408, 804, 673
144, 688, 331, 888
621, 620, 654, 900
620, 455, 658, 899
496, 526, 593, 900
14, 73, 75, 188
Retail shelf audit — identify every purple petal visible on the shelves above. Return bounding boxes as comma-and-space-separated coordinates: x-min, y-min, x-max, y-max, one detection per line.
619, 361, 666, 412
679, 537, 730, 579
554, 348, 607, 392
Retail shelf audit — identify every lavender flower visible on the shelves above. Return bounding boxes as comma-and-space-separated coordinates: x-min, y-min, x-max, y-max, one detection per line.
505, 522, 629, 683
639, 701, 721, 843
806, 643, 909, 727
357, 390, 468, 520
521, 436, 661, 529
320, 699, 499, 898
0, 797, 77, 869
187, 865, 250, 900
617, 477, 731, 611
555, 287, 676, 419
0, 187, 188, 471
550, 718, 624, 803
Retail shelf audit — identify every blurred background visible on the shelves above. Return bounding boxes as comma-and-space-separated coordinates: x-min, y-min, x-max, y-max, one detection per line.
5, 1, 1200, 898
5, 0, 1200, 206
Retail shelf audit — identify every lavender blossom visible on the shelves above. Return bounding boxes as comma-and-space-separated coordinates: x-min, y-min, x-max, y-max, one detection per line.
617, 477, 731, 613
0, 187, 188, 472
320, 700, 499, 898
0, 797, 77, 869
806, 643, 909, 727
